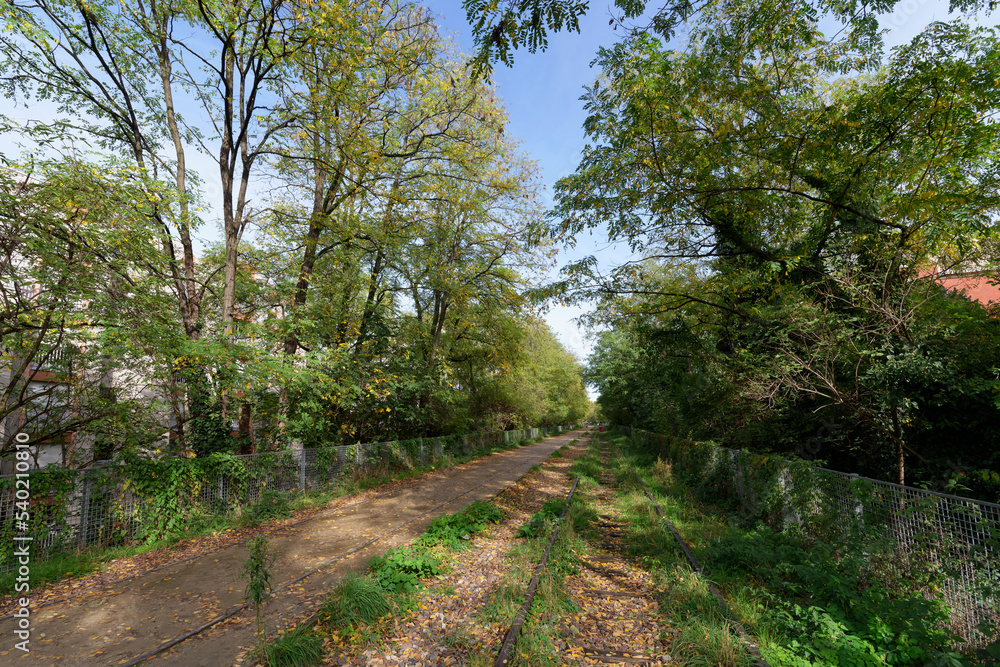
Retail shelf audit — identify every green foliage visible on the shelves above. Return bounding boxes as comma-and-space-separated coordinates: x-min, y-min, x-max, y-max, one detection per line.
261, 625, 324, 667
704, 527, 964, 664
189, 413, 235, 457
416, 500, 502, 550
317, 574, 392, 630
242, 491, 294, 527
368, 547, 441, 593
0, 159, 171, 460
239, 535, 280, 658
0, 424, 566, 582
240, 535, 279, 608
469, 323, 591, 432
615, 436, 981, 665
557, 0, 1000, 498
464, 0, 995, 75
515, 498, 567, 538
118, 455, 205, 541
976, 620, 1000, 667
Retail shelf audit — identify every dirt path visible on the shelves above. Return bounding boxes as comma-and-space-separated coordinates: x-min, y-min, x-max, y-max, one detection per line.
0, 430, 586, 666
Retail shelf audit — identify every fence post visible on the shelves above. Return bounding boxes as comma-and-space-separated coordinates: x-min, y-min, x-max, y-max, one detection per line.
298, 449, 307, 495
78, 471, 92, 549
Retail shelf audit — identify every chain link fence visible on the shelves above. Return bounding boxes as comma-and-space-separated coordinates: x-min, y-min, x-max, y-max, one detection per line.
624, 427, 1000, 649
0, 425, 573, 575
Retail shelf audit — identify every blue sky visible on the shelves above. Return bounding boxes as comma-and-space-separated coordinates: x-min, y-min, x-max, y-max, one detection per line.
422, 0, 639, 366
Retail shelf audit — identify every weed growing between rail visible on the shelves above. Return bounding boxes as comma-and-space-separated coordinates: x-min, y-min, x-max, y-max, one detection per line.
604, 432, 990, 666
470, 495, 589, 666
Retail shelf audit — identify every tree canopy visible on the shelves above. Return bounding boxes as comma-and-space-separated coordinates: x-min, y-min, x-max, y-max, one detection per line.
552, 0, 1000, 501
0, 0, 588, 464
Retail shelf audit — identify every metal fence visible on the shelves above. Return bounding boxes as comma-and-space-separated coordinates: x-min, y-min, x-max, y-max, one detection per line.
0, 425, 572, 575
625, 427, 1000, 649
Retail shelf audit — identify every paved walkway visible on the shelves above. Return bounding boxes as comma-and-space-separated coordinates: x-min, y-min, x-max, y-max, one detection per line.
0, 430, 584, 665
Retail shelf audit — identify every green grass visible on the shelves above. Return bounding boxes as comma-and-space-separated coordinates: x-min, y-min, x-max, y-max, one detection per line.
317, 573, 393, 631
260, 625, 324, 667
603, 432, 985, 667
241, 490, 294, 527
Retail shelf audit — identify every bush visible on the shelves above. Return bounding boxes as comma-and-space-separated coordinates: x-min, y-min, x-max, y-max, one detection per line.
417, 500, 502, 549
242, 491, 293, 527
516, 498, 569, 539
318, 574, 392, 630
262, 625, 323, 667
702, 527, 967, 665
368, 547, 441, 593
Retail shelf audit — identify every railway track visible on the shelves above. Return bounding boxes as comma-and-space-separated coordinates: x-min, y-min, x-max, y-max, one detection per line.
610, 436, 770, 667
0, 476, 441, 624
490, 430, 672, 666
110, 429, 765, 667
490, 431, 770, 666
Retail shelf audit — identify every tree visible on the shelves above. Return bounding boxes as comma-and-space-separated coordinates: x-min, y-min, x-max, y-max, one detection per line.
558, 9, 1000, 486
462, 0, 994, 75
0, 158, 175, 463
1, 0, 565, 456
257, 29, 551, 441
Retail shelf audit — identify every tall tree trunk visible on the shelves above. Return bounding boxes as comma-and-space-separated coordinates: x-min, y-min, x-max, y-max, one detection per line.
354, 248, 385, 355
157, 31, 201, 340
892, 406, 905, 486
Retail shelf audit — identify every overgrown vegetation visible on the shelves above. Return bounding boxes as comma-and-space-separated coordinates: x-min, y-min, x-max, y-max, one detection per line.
474, 497, 587, 665
370, 499, 504, 592
317, 573, 393, 632
1, 0, 594, 464
417, 500, 503, 550
242, 491, 294, 527
259, 625, 324, 667
297, 500, 509, 658
369, 547, 443, 594
532, 0, 1000, 503
606, 433, 999, 665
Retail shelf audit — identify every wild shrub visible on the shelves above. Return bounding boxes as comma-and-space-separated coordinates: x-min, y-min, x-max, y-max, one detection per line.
515, 498, 568, 539
702, 527, 969, 665
417, 500, 502, 549
261, 625, 323, 667
368, 547, 441, 593
242, 490, 293, 527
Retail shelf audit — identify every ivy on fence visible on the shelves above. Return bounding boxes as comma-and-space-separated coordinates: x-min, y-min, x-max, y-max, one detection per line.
622, 426, 1000, 650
